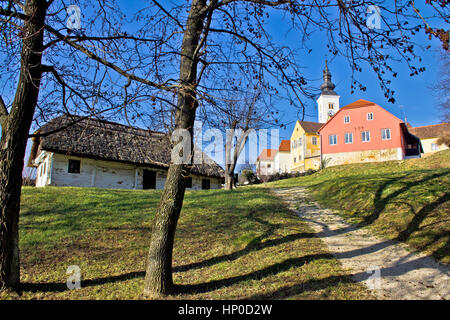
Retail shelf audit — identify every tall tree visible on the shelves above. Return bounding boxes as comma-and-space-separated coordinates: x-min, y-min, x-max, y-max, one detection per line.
0, 0, 448, 297
0, 0, 47, 291
0, 0, 166, 292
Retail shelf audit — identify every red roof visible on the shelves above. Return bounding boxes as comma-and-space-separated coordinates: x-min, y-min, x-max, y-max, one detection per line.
278, 140, 291, 152
257, 149, 277, 161
318, 99, 401, 132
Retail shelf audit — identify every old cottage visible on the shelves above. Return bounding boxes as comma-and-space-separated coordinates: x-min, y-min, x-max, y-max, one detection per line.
28, 115, 225, 190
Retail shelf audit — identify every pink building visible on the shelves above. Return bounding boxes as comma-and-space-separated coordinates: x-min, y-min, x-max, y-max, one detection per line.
318, 99, 422, 167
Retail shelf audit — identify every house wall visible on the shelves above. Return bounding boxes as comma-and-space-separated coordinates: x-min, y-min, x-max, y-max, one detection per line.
320, 104, 406, 167
274, 151, 293, 173
290, 121, 321, 172
256, 159, 276, 177
323, 147, 403, 167
37, 152, 222, 190
420, 137, 449, 154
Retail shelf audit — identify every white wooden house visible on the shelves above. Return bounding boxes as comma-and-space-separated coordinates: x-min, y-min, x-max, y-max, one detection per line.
28, 115, 224, 190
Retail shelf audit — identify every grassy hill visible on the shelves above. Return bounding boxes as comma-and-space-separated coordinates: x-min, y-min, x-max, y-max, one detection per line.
2, 185, 375, 299
266, 150, 450, 264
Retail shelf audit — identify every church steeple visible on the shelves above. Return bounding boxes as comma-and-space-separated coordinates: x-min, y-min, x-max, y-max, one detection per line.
320, 60, 337, 95
317, 60, 340, 123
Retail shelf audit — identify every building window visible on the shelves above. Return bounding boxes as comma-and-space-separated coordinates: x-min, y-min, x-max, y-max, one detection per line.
431, 143, 438, 151
68, 159, 81, 174
186, 177, 192, 188
367, 112, 374, 120
362, 130, 371, 142
202, 179, 211, 190
312, 136, 318, 145
298, 137, 302, 146
345, 132, 353, 144
344, 116, 350, 123
329, 134, 337, 145
294, 157, 297, 163
267, 163, 271, 168
328, 103, 334, 109
381, 128, 391, 140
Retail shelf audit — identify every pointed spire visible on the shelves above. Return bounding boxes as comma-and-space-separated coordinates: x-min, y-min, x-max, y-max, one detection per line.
320, 60, 337, 95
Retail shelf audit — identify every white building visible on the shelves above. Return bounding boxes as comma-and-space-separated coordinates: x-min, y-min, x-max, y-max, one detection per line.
255, 149, 277, 178
29, 116, 224, 190
274, 140, 293, 173
317, 60, 340, 123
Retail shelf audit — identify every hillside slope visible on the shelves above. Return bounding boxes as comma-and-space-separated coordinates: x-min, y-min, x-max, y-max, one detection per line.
267, 150, 450, 264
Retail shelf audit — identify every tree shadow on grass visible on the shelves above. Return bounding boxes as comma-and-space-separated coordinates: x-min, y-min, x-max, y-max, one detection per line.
175, 253, 333, 295
21, 271, 146, 293
364, 170, 449, 226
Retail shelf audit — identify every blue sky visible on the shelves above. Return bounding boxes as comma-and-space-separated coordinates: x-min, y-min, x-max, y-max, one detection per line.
262, 6, 447, 142
2, 1, 447, 171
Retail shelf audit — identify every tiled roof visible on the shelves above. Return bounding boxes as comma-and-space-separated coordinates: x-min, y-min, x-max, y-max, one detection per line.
278, 140, 291, 152
298, 121, 323, 133
409, 123, 450, 139
257, 149, 277, 161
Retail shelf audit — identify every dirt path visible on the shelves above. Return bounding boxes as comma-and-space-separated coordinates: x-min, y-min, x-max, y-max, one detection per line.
271, 187, 450, 300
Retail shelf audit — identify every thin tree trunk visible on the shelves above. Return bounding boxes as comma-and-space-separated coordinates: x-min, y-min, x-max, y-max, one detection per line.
225, 170, 234, 190
143, 0, 206, 298
0, 0, 47, 292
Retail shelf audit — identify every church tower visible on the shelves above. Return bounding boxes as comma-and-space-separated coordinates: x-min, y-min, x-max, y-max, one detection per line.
317, 60, 340, 123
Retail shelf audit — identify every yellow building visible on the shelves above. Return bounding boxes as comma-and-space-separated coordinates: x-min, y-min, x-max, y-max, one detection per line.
290, 121, 323, 172
409, 123, 449, 154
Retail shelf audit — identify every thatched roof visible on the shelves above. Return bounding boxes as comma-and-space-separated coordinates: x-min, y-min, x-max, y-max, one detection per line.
28, 115, 224, 179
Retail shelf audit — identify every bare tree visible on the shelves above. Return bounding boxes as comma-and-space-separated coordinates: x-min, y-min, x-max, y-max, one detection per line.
0, 0, 170, 292
0, 0, 448, 298
199, 80, 280, 189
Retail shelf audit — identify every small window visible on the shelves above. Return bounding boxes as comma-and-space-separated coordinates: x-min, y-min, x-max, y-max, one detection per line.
329, 134, 337, 145
328, 103, 334, 109
294, 157, 297, 163
186, 177, 192, 188
202, 179, 210, 190
345, 132, 353, 144
267, 163, 271, 168
362, 131, 371, 142
381, 128, 391, 140
367, 113, 374, 120
312, 136, 318, 145
68, 159, 81, 174
431, 143, 438, 151
344, 116, 350, 123
298, 137, 302, 146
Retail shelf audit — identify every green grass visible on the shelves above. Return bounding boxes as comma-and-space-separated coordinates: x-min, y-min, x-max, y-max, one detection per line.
1, 186, 374, 300
264, 150, 450, 264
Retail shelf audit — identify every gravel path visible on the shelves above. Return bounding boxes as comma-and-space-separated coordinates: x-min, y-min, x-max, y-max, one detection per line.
271, 187, 450, 300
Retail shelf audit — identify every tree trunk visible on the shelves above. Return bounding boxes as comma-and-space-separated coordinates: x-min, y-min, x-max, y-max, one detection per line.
225, 170, 234, 190
0, 0, 47, 292
143, 0, 206, 298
